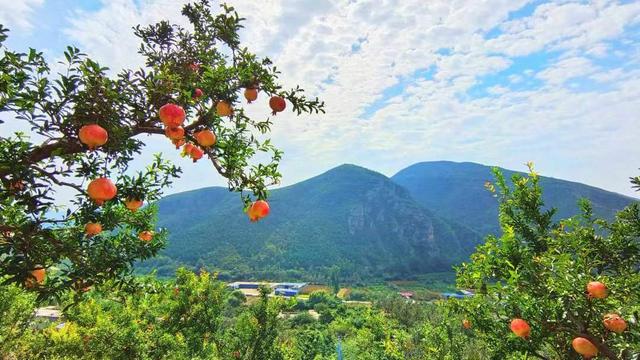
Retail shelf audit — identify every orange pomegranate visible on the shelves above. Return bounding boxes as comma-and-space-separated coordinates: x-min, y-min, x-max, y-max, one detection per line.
79, 124, 108, 150
165, 126, 185, 140
572, 337, 598, 358
603, 313, 627, 333
138, 231, 154, 242
159, 103, 186, 128
195, 130, 216, 147
216, 101, 233, 117
124, 198, 144, 212
462, 319, 471, 329
244, 88, 258, 103
26, 267, 46, 288
510, 318, 530, 338
87, 178, 117, 205
587, 281, 607, 299
85, 222, 103, 236
247, 200, 270, 222
193, 88, 203, 99
269, 96, 286, 115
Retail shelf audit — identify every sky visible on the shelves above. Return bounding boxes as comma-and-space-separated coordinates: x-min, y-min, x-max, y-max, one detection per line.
1, 0, 639, 197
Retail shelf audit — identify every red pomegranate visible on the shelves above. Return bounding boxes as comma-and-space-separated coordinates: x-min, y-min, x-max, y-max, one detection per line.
124, 198, 144, 212
195, 130, 216, 147
244, 88, 258, 103
138, 231, 154, 242
247, 200, 270, 222
462, 319, 471, 329
172, 138, 186, 149
216, 101, 233, 117
587, 281, 607, 299
85, 222, 103, 236
193, 88, 204, 99
603, 313, 627, 333
572, 337, 598, 358
79, 124, 109, 150
269, 96, 286, 115
159, 103, 186, 128
188, 63, 200, 72
182, 143, 195, 156
87, 178, 117, 205
190, 146, 204, 162
510, 318, 530, 338
165, 126, 185, 140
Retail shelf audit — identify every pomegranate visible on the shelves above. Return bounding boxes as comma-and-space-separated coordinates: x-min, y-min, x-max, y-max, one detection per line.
79, 124, 108, 150
510, 318, 530, 338
26, 267, 45, 288
172, 138, 186, 149
124, 198, 144, 212
572, 337, 598, 358
87, 178, 117, 205
159, 103, 186, 128
188, 63, 200, 72
462, 319, 471, 329
85, 222, 102, 236
193, 88, 204, 99
182, 143, 195, 157
587, 281, 607, 299
247, 200, 270, 222
603, 313, 627, 333
269, 96, 286, 115
244, 88, 258, 103
190, 146, 204, 162
139, 231, 154, 242
216, 101, 233, 117
165, 126, 185, 140
195, 130, 216, 147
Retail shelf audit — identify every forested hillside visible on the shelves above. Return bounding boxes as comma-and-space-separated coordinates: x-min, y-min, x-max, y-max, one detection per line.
140, 165, 480, 280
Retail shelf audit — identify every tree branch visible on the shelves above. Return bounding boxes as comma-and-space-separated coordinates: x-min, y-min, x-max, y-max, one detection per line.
32, 165, 85, 194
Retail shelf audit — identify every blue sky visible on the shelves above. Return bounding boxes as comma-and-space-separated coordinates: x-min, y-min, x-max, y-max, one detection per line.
1, 0, 639, 197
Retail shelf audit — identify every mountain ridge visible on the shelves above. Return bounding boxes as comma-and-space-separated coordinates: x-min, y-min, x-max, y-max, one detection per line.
139, 161, 636, 281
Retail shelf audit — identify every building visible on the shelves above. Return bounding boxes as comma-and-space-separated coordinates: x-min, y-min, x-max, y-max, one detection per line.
34, 306, 62, 321
441, 290, 474, 299
228, 282, 262, 290
228, 282, 308, 297
272, 282, 307, 297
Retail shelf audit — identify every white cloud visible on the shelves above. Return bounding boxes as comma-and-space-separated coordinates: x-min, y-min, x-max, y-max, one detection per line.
536, 56, 596, 85
0, 0, 43, 31
9, 0, 639, 197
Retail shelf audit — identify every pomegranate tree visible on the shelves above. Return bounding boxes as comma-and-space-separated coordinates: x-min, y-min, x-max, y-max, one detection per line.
455, 164, 640, 359
0, 0, 324, 298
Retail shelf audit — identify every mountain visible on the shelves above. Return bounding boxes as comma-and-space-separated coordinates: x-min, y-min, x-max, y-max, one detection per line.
140, 164, 481, 281
392, 161, 637, 236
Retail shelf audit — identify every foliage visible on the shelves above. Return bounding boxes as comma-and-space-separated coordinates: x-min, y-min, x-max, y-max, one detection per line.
456, 165, 640, 359
0, 268, 490, 359
0, 1, 323, 298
